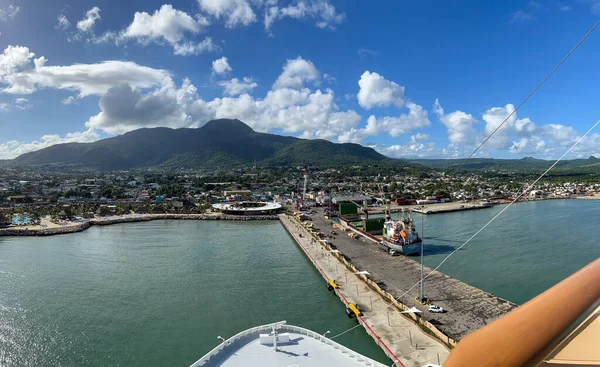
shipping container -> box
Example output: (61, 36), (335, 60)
(339, 203), (358, 216)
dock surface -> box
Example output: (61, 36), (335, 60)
(310, 208), (517, 341)
(280, 214), (450, 367)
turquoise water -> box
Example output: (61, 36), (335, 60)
(1, 199), (598, 366)
(397, 199), (600, 304)
(0, 220), (389, 366)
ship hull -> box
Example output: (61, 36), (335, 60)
(379, 240), (421, 256)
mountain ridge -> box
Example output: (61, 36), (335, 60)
(11, 119), (394, 169)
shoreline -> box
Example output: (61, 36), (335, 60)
(0, 213), (279, 237)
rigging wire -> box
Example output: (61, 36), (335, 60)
(329, 118), (600, 340)
(324, 17), (600, 345)
(451, 19), (600, 175)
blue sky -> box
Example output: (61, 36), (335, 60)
(1, 0), (600, 159)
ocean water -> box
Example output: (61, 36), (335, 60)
(0, 220), (389, 366)
(397, 199), (600, 304)
(0, 199), (598, 366)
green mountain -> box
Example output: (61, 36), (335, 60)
(11, 119), (393, 169)
(408, 156), (600, 173)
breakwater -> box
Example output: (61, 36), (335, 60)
(0, 214), (278, 237)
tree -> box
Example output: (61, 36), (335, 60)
(0, 211), (9, 226)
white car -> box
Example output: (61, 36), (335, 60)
(428, 305), (445, 313)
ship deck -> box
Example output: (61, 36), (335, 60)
(191, 322), (387, 367)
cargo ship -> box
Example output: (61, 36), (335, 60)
(379, 209), (422, 255)
(337, 203), (421, 256)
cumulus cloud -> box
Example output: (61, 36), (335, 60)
(219, 77), (257, 96)
(0, 45), (35, 78)
(82, 57), (364, 140)
(0, 129), (99, 159)
(339, 102), (430, 143)
(481, 104), (537, 149)
(0, 45), (171, 97)
(273, 56), (319, 89)
(264, 0), (345, 31)
(198, 0), (256, 27)
(357, 71), (405, 110)
(77, 7), (101, 33)
(116, 4), (214, 56)
(0, 4), (20, 21)
(433, 98), (477, 145)
(372, 138), (453, 159)
(212, 57), (232, 75)
(172, 38), (217, 56)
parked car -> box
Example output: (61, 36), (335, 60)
(428, 305), (445, 313)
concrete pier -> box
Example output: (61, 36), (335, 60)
(280, 214), (450, 367)
(310, 208), (517, 341)
(410, 201), (493, 214)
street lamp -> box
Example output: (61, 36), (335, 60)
(217, 336), (226, 344)
(419, 206), (426, 303)
(323, 330), (331, 338)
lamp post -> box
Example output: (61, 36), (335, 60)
(420, 206), (425, 302)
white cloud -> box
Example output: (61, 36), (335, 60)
(0, 45), (171, 96)
(264, 0), (345, 30)
(357, 71), (405, 110)
(14, 97), (31, 109)
(173, 38), (217, 56)
(61, 96), (76, 105)
(77, 7), (101, 33)
(509, 136), (547, 154)
(219, 77), (257, 96)
(433, 98), (478, 145)
(372, 140), (452, 159)
(0, 129), (99, 159)
(0, 4), (19, 21)
(481, 104), (538, 150)
(116, 5), (215, 56)
(273, 56), (319, 89)
(0, 45), (35, 78)
(198, 0), (256, 27)
(56, 13), (71, 30)
(339, 102), (430, 143)
(0, 97), (31, 112)
(83, 57), (362, 140)
(212, 56), (232, 75)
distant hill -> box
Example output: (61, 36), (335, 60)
(11, 119), (394, 170)
(408, 156), (600, 173)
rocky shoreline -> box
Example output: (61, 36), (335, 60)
(0, 214), (279, 237)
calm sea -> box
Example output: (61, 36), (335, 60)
(0, 199), (598, 366)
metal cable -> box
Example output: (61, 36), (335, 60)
(451, 19), (600, 175)
(330, 118), (600, 340)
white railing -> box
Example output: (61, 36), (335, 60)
(189, 321), (387, 367)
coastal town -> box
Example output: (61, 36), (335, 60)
(1, 164), (599, 231)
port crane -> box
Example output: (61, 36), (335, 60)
(295, 167), (311, 210)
